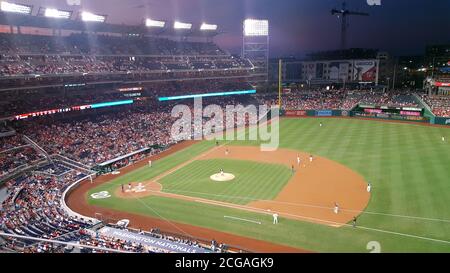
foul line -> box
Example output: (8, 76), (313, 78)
(224, 216), (261, 225)
(163, 188), (450, 224)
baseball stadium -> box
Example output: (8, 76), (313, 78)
(0, 0), (450, 255)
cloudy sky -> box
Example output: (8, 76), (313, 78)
(17, 0), (450, 57)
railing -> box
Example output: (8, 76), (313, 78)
(60, 175), (100, 224)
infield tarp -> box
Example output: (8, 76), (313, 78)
(97, 227), (212, 253)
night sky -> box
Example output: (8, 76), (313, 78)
(21, 0), (450, 57)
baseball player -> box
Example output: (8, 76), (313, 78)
(320, 122), (323, 127)
(121, 184), (124, 192)
(225, 148), (229, 156)
(220, 168), (224, 176)
(442, 136), (446, 142)
(367, 183), (372, 193)
(148, 160), (152, 167)
(291, 165), (295, 174)
(309, 155), (313, 163)
(334, 202), (339, 214)
(273, 213), (279, 224)
(297, 155), (301, 165)
(352, 216), (357, 228)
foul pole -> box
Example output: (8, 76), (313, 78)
(278, 59), (282, 108)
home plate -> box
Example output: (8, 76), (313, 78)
(210, 173), (235, 182)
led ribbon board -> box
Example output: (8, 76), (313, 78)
(158, 90), (256, 101)
(91, 100), (134, 109)
(13, 100), (134, 120)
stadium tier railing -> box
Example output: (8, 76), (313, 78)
(61, 175), (100, 224)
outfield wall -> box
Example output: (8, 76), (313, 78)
(282, 109), (450, 126)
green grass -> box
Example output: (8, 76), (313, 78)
(88, 118), (450, 253)
(160, 159), (292, 205)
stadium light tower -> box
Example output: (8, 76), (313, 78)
(0, 1), (32, 14)
(42, 8), (72, 19)
(174, 21), (192, 30)
(81, 11), (106, 22)
(242, 19), (269, 83)
(200, 23), (218, 31)
(145, 18), (165, 28)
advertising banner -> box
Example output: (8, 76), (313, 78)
(353, 60), (378, 82)
(306, 63), (316, 80)
(316, 110), (333, 117)
(97, 227), (211, 253)
(285, 110), (307, 117)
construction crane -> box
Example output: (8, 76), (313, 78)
(331, 1), (369, 50)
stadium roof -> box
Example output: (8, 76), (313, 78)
(0, 11), (220, 37)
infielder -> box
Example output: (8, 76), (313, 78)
(225, 148), (229, 155)
(220, 168), (224, 176)
(309, 155), (313, 163)
(297, 155), (301, 165)
(367, 183), (372, 193)
(334, 202), (339, 214)
(273, 213), (279, 224)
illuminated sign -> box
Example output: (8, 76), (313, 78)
(158, 89), (256, 101)
(118, 87), (143, 92)
(13, 100), (133, 120)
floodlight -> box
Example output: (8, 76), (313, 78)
(44, 8), (71, 19)
(200, 23), (218, 31)
(174, 21), (192, 30)
(1, 1), (32, 14)
(145, 18), (165, 28)
(244, 19), (269, 36)
(81, 11), (106, 22)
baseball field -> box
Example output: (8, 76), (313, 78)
(67, 118), (450, 253)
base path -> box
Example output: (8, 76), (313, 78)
(66, 141), (306, 253)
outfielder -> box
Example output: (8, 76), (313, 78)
(273, 213), (279, 224)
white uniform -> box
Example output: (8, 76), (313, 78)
(273, 213), (279, 224)
(442, 136), (445, 142)
(148, 160), (152, 167)
(367, 183), (371, 193)
(309, 156), (313, 162)
(297, 156), (301, 165)
(334, 204), (339, 214)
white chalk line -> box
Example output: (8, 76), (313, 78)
(224, 216), (262, 225)
(161, 188), (450, 224)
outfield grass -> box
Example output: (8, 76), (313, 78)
(88, 118), (450, 252)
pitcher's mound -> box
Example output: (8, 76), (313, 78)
(210, 173), (235, 182)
